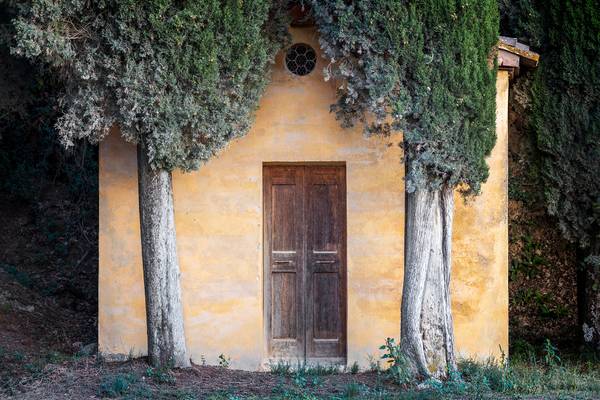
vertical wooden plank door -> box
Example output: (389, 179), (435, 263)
(264, 164), (346, 363)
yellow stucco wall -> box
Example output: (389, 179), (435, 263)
(99, 28), (509, 370)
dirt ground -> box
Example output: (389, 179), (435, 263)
(2, 357), (407, 399)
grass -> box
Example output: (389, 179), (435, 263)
(1, 341), (599, 399)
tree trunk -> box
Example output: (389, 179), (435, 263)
(401, 182), (456, 379)
(137, 143), (190, 368)
(581, 241), (600, 353)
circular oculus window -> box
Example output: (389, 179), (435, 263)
(285, 43), (316, 76)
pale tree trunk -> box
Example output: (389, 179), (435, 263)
(137, 143), (190, 368)
(401, 181), (456, 379)
(581, 242), (600, 353)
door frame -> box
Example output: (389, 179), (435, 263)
(262, 162), (347, 365)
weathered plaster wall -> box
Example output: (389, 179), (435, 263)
(98, 28), (509, 370)
(453, 71), (509, 359)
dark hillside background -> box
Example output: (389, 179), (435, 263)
(507, 71), (580, 349)
(0, 4), (98, 387)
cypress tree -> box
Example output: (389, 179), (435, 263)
(312, 0), (499, 377)
(501, 0), (600, 353)
(12, 0), (287, 367)
(530, 0), (600, 352)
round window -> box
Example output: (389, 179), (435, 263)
(285, 43), (316, 76)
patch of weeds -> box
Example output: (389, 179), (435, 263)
(342, 382), (363, 398)
(379, 338), (413, 385)
(513, 288), (568, 318)
(123, 382), (154, 399)
(367, 355), (381, 373)
(458, 358), (513, 394)
(349, 361), (359, 374)
(12, 351), (25, 362)
(508, 178), (529, 203)
(293, 371), (308, 389)
(23, 360), (46, 375)
(145, 365), (176, 385)
(218, 353), (231, 368)
(301, 364), (338, 376)
(510, 234), (546, 281)
(1, 263), (33, 288)
(269, 361), (292, 376)
(171, 388), (197, 400)
(98, 373), (138, 398)
(453, 341), (600, 397)
(45, 350), (69, 364)
(511, 338), (537, 363)
(542, 338), (561, 367)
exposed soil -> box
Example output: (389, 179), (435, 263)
(0, 186), (98, 393)
(4, 357), (405, 399)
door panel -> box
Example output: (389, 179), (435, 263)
(305, 167), (346, 360)
(264, 164), (346, 362)
(312, 273), (340, 339)
(264, 166), (304, 358)
(271, 272), (297, 339)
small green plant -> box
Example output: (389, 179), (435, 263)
(1, 264), (33, 288)
(542, 339), (561, 367)
(12, 351), (24, 362)
(98, 373), (137, 398)
(510, 235), (546, 281)
(513, 288), (568, 319)
(23, 362), (44, 374)
(458, 358), (513, 394)
(349, 361), (359, 374)
(367, 355), (381, 373)
(218, 354), (231, 369)
(343, 382), (362, 398)
(145, 365), (176, 384)
(379, 338), (413, 385)
(45, 351), (69, 364)
(269, 361), (292, 376)
(302, 364), (339, 376)
(172, 388), (197, 400)
(511, 339), (537, 363)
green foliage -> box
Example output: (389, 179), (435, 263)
(379, 338), (413, 386)
(371, 339), (600, 398)
(1, 2), (96, 205)
(13, 0), (288, 171)
(311, 0), (499, 194)
(504, 1), (600, 254)
(0, 1), (36, 121)
(99, 373), (138, 398)
(1, 263), (33, 288)
(509, 235), (545, 281)
(349, 361), (359, 375)
(145, 365), (176, 384)
(513, 288), (568, 319)
(498, 0), (542, 47)
(218, 353), (231, 368)
(342, 382), (362, 398)
(527, 1), (600, 255)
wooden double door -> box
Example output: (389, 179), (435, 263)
(263, 164), (347, 362)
